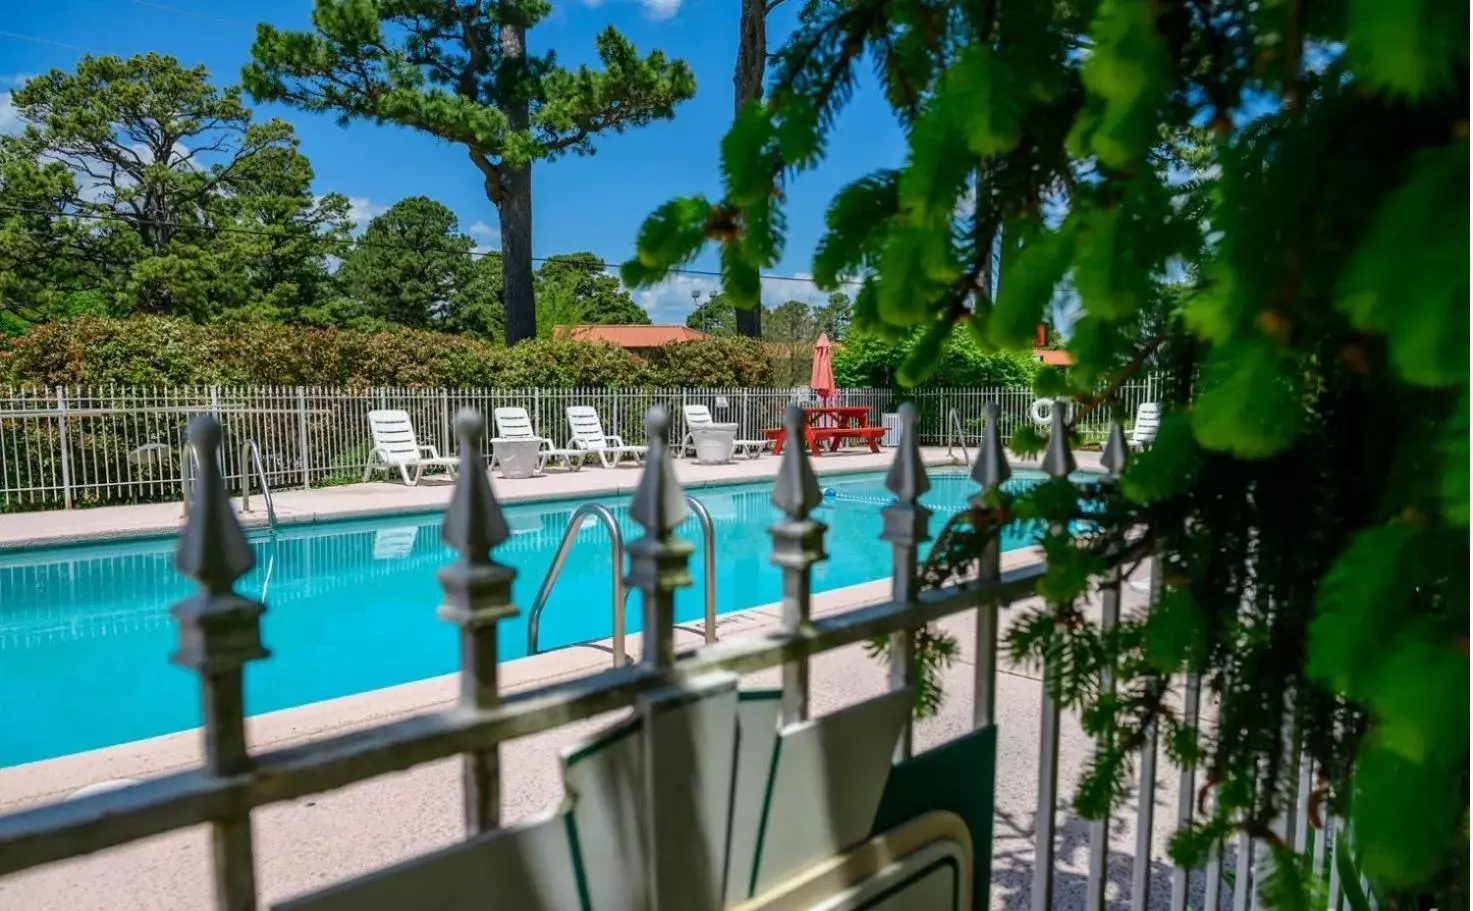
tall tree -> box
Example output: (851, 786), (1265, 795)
(813, 290), (851, 339)
(338, 196), (473, 329)
(730, 0), (787, 339)
(763, 297), (815, 384)
(245, 1), (695, 344)
(536, 252), (649, 325)
(210, 144), (353, 323)
(3, 55), (343, 320)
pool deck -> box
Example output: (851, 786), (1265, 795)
(0, 445), (1105, 551)
(0, 551), (1204, 910)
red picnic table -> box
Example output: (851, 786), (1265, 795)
(762, 406), (887, 456)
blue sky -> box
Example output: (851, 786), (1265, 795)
(0, 0), (908, 323)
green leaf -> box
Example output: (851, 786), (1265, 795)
(988, 220), (1073, 348)
(1350, 743), (1465, 889)
(1190, 337), (1302, 458)
(1144, 586), (1205, 673)
(1307, 522), (1418, 697)
(1010, 423), (1046, 458)
(896, 320), (950, 386)
(899, 97), (973, 228)
(1338, 142), (1470, 387)
(721, 243), (762, 309)
(812, 171), (899, 290)
(1032, 365), (1070, 398)
(1345, 0), (1469, 98)
(722, 101), (775, 207)
(1440, 393), (1469, 526)
(774, 96), (823, 170)
(1078, 0), (1170, 167)
(1119, 412), (1202, 504)
(633, 195), (711, 272)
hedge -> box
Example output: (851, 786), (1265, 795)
(0, 316), (777, 388)
(832, 326), (1040, 389)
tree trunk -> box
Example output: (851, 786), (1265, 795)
(732, 0), (766, 341)
(499, 13), (536, 345)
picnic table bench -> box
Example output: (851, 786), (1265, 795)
(763, 406), (886, 456)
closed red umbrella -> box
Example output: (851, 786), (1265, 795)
(810, 332), (835, 401)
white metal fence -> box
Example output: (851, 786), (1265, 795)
(0, 380), (1160, 510)
(0, 404), (1352, 911)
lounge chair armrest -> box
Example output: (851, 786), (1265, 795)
(419, 445), (443, 460)
(606, 435), (625, 447)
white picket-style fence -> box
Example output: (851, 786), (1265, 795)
(0, 380), (1161, 509)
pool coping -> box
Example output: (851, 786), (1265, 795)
(0, 449), (996, 552)
(0, 448), (1105, 552)
(0, 546), (1046, 811)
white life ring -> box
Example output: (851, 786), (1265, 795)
(1030, 397), (1066, 425)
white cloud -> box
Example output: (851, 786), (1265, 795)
(0, 74), (33, 135)
(346, 196), (388, 229)
(634, 273), (722, 324)
(0, 91), (19, 135)
(468, 220), (501, 253)
(642, 0), (682, 21)
(633, 271), (841, 325)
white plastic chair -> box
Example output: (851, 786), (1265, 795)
(565, 406), (647, 468)
(492, 407), (585, 472)
(680, 404), (766, 459)
(1130, 402), (1162, 450)
(362, 409), (460, 486)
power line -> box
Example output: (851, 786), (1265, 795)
(0, 29), (98, 54)
(124, 0), (252, 28)
(0, 202), (860, 287)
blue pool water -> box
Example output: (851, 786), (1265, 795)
(0, 470), (1049, 766)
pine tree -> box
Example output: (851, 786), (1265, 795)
(624, 0), (1470, 905)
(245, 0), (695, 344)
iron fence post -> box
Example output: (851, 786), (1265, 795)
(972, 401), (1010, 730)
(769, 404), (826, 724)
(169, 415), (267, 910)
(55, 386), (73, 509)
(436, 409), (517, 834)
(880, 402), (931, 761)
(1087, 422), (1131, 911)
(624, 406), (694, 911)
(296, 387), (310, 489)
(1033, 404), (1078, 911)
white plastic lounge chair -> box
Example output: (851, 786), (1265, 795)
(565, 406), (647, 468)
(1130, 402), (1162, 450)
(362, 409), (460, 486)
(492, 407), (585, 472)
(680, 404), (766, 459)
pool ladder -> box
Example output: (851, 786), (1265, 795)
(526, 495), (717, 668)
(181, 438), (278, 531)
(945, 407), (972, 467)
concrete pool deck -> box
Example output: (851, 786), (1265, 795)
(0, 549), (1212, 910)
(0, 445), (1105, 551)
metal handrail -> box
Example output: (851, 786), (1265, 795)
(947, 407), (972, 466)
(526, 494), (718, 667)
(178, 445), (203, 518)
(527, 503), (626, 664)
(240, 440), (278, 530)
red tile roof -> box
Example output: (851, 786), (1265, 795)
(1034, 348), (1074, 366)
(552, 324), (711, 347)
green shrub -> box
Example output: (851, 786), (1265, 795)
(644, 337), (776, 387)
(0, 316), (653, 388)
(833, 326), (1040, 389)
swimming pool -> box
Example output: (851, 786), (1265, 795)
(0, 470), (1048, 766)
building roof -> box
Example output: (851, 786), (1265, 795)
(552, 324), (711, 347)
(1034, 348), (1074, 366)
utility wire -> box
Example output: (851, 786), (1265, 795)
(0, 202), (861, 287)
